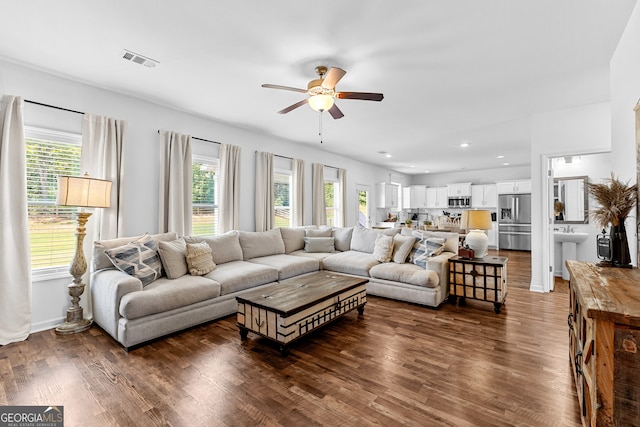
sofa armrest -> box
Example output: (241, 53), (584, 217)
(427, 251), (456, 296)
(91, 269), (142, 339)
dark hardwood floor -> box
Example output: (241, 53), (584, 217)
(0, 250), (581, 426)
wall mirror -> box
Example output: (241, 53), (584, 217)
(553, 175), (589, 224)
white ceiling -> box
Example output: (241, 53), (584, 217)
(0, 1), (636, 174)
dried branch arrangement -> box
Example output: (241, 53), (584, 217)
(587, 173), (638, 228)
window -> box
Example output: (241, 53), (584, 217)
(325, 180), (338, 227)
(274, 170), (292, 227)
(26, 127), (82, 276)
(192, 156), (219, 236)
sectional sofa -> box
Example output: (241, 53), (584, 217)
(90, 226), (458, 349)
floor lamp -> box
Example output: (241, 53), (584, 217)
(55, 173), (112, 334)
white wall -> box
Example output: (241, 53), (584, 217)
(530, 102), (612, 292)
(611, 1), (640, 267)
(0, 59), (409, 332)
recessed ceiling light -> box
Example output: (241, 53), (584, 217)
(377, 151), (392, 158)
(424, 170), (430, 173)
(410, 165), (415, 168)
(497, 155), (504, 159)
(503, 162), (510, 166)
(460, 143), (469, 148)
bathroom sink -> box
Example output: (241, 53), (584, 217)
(554, 232), (589, 243)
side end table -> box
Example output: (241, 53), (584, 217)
(448, 255), (508, 314)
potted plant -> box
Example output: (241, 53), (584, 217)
(405, 219), (413, 228)
(588, 173), (638, 268)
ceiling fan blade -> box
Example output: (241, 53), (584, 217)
(321, 67), (346, 90)
(277, 99), (308, 114)
(336, 92), (384, 101)
(328, 104), (344, 120)
(262, 84), (308, 94)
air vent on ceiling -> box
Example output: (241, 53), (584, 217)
(121, 49), (159, 68)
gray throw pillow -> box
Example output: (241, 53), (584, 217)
(157, 238), (188, 279)
(304, 237), (335, 253)
(392, 235), (418, 264)
(332, 227), (354, 252)
(306, 228), (333, 238)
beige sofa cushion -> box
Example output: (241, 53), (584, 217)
(249, 254), (319, 280)
(93, 231), (178, 271)
(350, 227), (379, 253)
(322, 251), (379, 277)
(204, 261), (278, 295)
(119, 275), (221, 320)
(186, 230), (243, 265)
(369, 263), (439, 288)
(239, 229), (285, 260)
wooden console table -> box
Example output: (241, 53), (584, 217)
(566, 260), (640, 426)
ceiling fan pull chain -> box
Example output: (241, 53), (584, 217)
(319, 112), (323, 144)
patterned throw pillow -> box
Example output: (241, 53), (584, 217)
(412, 237), (446, 268)
(105, 233), (163, 286)
(185, 242), (216, 276)
(373, 234), (394, 262)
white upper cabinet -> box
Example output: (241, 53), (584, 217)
(376, 183), (399, 208)
(447, 182), (472, 197)
(471, 184), (498, 208)
(496, 180), (531, 194)
(426, 187), (448, 208)
(410, 185), (427, 208)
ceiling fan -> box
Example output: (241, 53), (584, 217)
(261, 66), (384, 119)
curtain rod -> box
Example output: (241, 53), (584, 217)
(253, 150), (339, 169)
(157, 130), (221, 145)
(25, 99), (84, 115)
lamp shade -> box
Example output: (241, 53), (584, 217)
(57, 174), (112, 208)
(466, 209), (492, 230)
(308, 94), (334, 112)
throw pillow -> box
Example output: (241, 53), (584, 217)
(157, 238), (188, 279)
(185, 242), (216, 276)
(105, 233), (163, 286)
(332, 227), (354, 252)
(350, 226), (380, 253)
(184, 230), (243, 265)
(305, 228), (333, 238)
(373, 234), (394, 262)
(304, 237), (335, 253)
(392, 235), (418, 264)
(412, 237), (446, 268)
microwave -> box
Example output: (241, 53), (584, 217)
(448, 197), (470, 208)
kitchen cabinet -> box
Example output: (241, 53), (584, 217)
(402, 187), (411, 209)
(447, 182), (472, 197)
(410, 185), (427, 208)
(471, 184), (498, 208)
(426, 187), (448, 209)
(566, 261), (640, 426)
(496, 180), (531, 194)
(376, 183), (399, 209)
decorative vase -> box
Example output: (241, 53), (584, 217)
(610, 224), (632, 268)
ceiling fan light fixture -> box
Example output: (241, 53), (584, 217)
(308, 94), (334, 112)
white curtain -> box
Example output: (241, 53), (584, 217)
(292, 158), (305, 226)
(0, 95), (32, 345)
(158, 130), (192, 236)
(635, 101), (640, 266)
(255, 151), (274, 231)
(81, 113), (127, 239)
(312, 163), (326, 226)
(219, 143), (241, 232)
(338, 168), (348, 227)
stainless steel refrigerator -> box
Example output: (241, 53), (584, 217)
(498, 193), (531, 251)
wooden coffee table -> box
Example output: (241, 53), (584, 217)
(236, 272), (367, 355)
